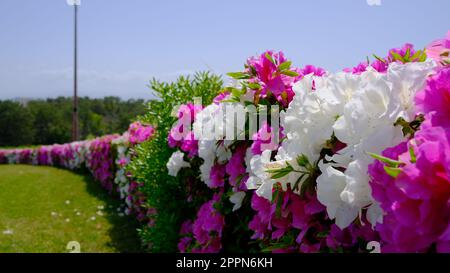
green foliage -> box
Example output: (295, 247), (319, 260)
(0, 101), (34, 146)
(128, 72), (223, 252)
(0, 97), (147, 146)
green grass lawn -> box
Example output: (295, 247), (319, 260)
(0, 164), (143, 253)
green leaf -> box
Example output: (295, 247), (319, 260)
(280, 70), (299, 77)
(278, 61), (292, 71)
(404, 47), (411, 61)
(367, 152), (403, 167)
(226, 72), (251, 80)
(293, 174), (305, 191)
(390, 50), (404, 62)
(409, 146), (417, 163)
(220, 98), (239, 103)
(247, 82), (261, 90)
(384, 166), (402, 178)
(275, 188), (283, 217)
(231, 87), (244, 98)
(266, 164), (293, 173)
(419, 50), (428, 62)
(316, 231), (329, 238)
(269, 167), (293, 179)
(296, 154), (310, 167)
(410, 49), (422, 61)
(265, 52), (276, 65)
(373, 54), (386, 63)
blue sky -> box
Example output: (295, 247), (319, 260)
(0, 0), (449, 99)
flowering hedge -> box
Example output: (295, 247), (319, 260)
(165, 31), (450, 253)
(0, 122), (155, 224)
(1, 32), (449, 253)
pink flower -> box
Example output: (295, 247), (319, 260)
(128, 122), (154, 145)
(371, 59), (388, 73)
(191, 193), (224, 253)
(178, 237), (192, 253)
(426, 30), (450, 66)
(248, 186), (327, 252)
(247, 50), (286, 83)
(250, 123), (282, 155)
(246, 50), (300, 107)
(180, 220), (193, 235)
(180, 132), (198, 158)
(344, 62), (368, 75)
(225, 146), (247, 190)
(167, 103), (202, 155)
(213, 92), (230, 104)
(388, 43), (416, 62)
(209, 163), (226, 188)
(415, 68), (450, 129)
(369, 125), (450, 252)
(0, 151), (6, 164)
(300, 65), (326, 77)
(249, 193), (272, 240)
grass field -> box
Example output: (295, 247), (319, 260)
(0, 164), (142, 253)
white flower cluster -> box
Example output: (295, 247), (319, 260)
(250, 61), (435, 229)
(112, 136), (132, 200)
(65, 141), (89, 170)
(167, 151), (190, 177)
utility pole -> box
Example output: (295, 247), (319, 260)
(67, 0), (80, 141)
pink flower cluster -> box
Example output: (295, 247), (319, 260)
(168, 103), (203, 158)
(249, 185), (379, 253)
(249, 186), (325, 252)
(128, 121), (155, 146)
(369, 67), (450, 252)
(126, 181), (156, 225)
(116, 122), (155, 220)
(0, 121), (156, 227)
(426, 31), (450, 66)
(245, 50), (324, 107)
(250, 123), (284, 156)
(177, 194), (225, 253)
(85, 135), (119, 192)
(344, 43), (426, 74)
(190, 193), (225, 253)
(225, 145), (248, 191)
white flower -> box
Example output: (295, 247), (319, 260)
(248, 73), (360, 202)
(316, 63), (433, 228)
(229, 191), (246, 211)
(317, 162), (359, 229)
(215, 144), (232, 163)
(317, 70), (399, 228)
(246, 149), (274, 201)
(166, 151), (190, 177)
(284, 73), (359, 159)
(366, 201), (383, 227)
(193, 104), (220, 141)
(385, 60), (435, 121)
(244, 62), (434, 229)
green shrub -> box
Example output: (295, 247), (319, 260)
(129, 72), (223, 252)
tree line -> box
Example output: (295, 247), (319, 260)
(0, 96), (147, 147)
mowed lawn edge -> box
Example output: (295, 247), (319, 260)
(0, 164), (142, 253)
